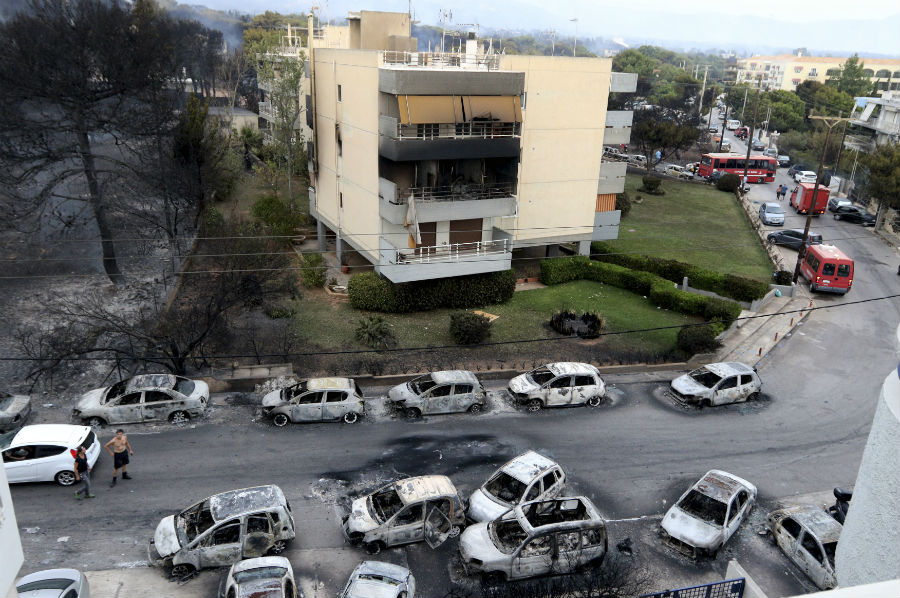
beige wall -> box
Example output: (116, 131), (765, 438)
(501, 55), (612, 244)
(739, 55), (900, 91)
(358, 11), (410, 51)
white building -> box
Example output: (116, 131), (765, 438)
(845, 91), (900, 151)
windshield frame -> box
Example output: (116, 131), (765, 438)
(488, 519), (527, 555)
(483, 471), (526, 506)
(687, 367), (722, 389)
(232, 566), (287, 585)
(676, 489), (727, 527)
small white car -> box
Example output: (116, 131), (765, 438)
(468, 451), (566, 523)
(221, 556), (297, 598)
(508, 363), (605, 412)
(262, 378), (365, 425)
(388, 370), (486, 418)
(670, 362), (761, 407)
(660, 470), (757, 559)
(338, 561), (415, 598)
(72, 374), (209, 427)
(2, 425), (100, 486)
(664, 164), (692, 179)
(16, 568), (91, 598)
(768, 506), (841, 590)
(0, 390), (31, 433)
(795, 170), (817, 184)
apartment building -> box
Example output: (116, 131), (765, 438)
(845, 91), (900, 150)
(736, 52), (900, 92)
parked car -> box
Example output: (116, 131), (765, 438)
(602, 146), (624, 160)
(508, 362), (606, 412)
(342, 475), (465, 555)
(16, 569), (90, 598)
(795, 170), (817, 184)
(262, 378), (365, 426)
(459, 496), (608, 582)
(707, 170), (724, 185)
(768, 506), (841, 590)
(733, 126), (748, 140)
(670, 363), (762, 407)
(468, 451), (566, 523)
(759, 202), (785, 226)
(628, 154), (648, 166)
(338, 561), (415, 598)
(720, 140), (731, 152)
(777, 155), (791, 167)
(0, 390), (31, 433)
(751, 139), (766, 151)
(767, 228), (823, 251)
(148, 484), (296, 577)
(72, 374), (209, 427)
(764, 147), (778, 158)
(787, 164), (809, 178)
(664, 164), (693, 179)
(708, 125), (718, 133)
(833, 205), (876, 226)
(660, 470), (757, 559)
(2, 424), (100, 486)
(221, 556), (296, 598)
(827, 197), (852, 213)
(726, 119), (741, 131)
(388, 371), (486, 418)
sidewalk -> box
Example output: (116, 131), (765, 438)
(716, 291), (814, 366)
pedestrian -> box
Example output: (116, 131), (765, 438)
(105, 429), (134, 487)
(776, 184), (783, 200)
(73, 446), (94, 499)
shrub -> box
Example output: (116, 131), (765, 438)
(640, 175), (664, 195)
(716, 173), (740, 192)
(449, 311), (492, 345)
(676, 324), (722, 354)
(549, 310), (604, 338)
(703, 297), (742, 326)
(615, 191), (632, 218)
(265, 302), (297, 319)
(348, 270), (516, 313)
(251, 194), (307, 237)
(774, 270), (793, 285)
(354, 315), (396, 349)
(299, 252), (326, 288)
(722, 273), (769, 303)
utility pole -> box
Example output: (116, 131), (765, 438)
(834, 111), (849, 175)
(763, 105), (772, 140)
(740, 87), (749, 120)
(741, 87), (762, 189)
(792, 115), (852, 283)
(718, 95), (729, 153)
(570, 18), (578, 57)
(697, 65), (709, 119)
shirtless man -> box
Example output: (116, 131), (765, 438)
(104, 429), (134, 487)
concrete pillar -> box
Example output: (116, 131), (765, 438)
(336, 235), (344, 265)
(545, 244), (560, 258)
(578, 240), (591, 256)
(316, 219), (326, 251)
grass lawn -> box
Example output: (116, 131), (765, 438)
(292, 280), (699, 355)
(608, 173), (773, 280)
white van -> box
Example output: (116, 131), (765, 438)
(726, 119), (741, 130)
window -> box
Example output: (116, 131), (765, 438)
(794, 66), (803, 73)
(4, 446), (36, 462)
(876, 69), (891, 78)
(822, 263), (836, 276)
(557, 531), (580, 552)
(582, 528), (605, 547)
(337, 84), (342, 101)
(729, 490), (749, 522)
(718, 377), (738, 390)
(549, 376), (572, 389)
(297, 391), (325, 405)
(826, 68), (841, 77)
(247, 514), (272, 534)
(430, 385), (453, 397)
(335, 125), (342, 156)
(144, 391), (171, 403)
(739, 374), (754, 386)
(453, 383), (473, 394)
(837, 264), (851, 277)
(521, 535), (552, 557)
(325, 392), (347, 403)
(211, 520), (241, 545)
(726, 158), (738, 169)
(34, 445), (67, 458)
(119, 393), (142, 406)
(862, 69), (874, 77)
(809, 68), (818, 77)
(765, 65), (770, 71)
(801, 533), (825, 564)
(394, 504), (423, 525)
(782, 517), (802, 538)
(339, 193), (343, 208)
(792, 78), (801, 85)
(574, 375), (595, 387)
(525, 482), (542, 501)
(540, 472), (558, 491)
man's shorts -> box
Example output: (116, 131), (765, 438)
(114, 451), (130, 468)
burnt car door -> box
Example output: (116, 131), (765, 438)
(197, 519), (242, 568)
(291, 391), (325, 421)
(552, 530), (582, 573)
(713, 376), (741, 405)
(450, 383), (475, 412)
(571, 374), (597, 405)
(321, 391), (349, 420)
(512, 534), (554, 578)
(724, 489), (750, 543)
(424, 384), (454, 414)
(796, 529), (830, 589)
(540, 470), (565, 500)
(110, 392), (144, 423)
(142, 390), (176, 422)
(424, 498), (454, 548)
(242, 513), (275, 557)
(545, 376), (573, 406)
(386, 503), (425, 546)
(736, 374), (756, 402)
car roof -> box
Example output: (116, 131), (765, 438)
(11, 425), (89, 447)
(306, 377), (355, 391)
(209, 485), (287, 521)
(501, 451), (558, 483)
(232, 556), (291, 574)
(775, 506), (843, 543)
(514, 496), (603, 533)
(430, 370), (479, 386)
(547, 362), (598, 376)
(808, 244), (851, 261)
(695, 470), (752, 502)
(394, 475), (457, 505)
(763, 202), (782, 209)
(125, 374), (176, 392)
(784, 228), (821, 237)
(704, 362), (754, 377)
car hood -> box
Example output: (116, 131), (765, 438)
(261, 389), (287, 408)
(387, 384), (415, 403)
(346, 496), (379, 534)
(76, 388), (107, 411)
(468, 488), (509, 523)
(190, 380), (210, 400)
(671, 376), (711, 398)
(153, 515), (182, 558)
(346, 579), (401, 598)
(459, 523), (504, 562)
(237, 578), (283, 598)
(661, 508), (722, 550)
(508, 374), (538, 395)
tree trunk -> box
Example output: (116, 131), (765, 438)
(77, 131), (124, 285)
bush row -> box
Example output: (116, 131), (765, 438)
(348, 269), (517, 313)
(539, 256), (742, 326)
(590, 241), (769, 303)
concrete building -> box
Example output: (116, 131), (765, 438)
(301, 12), (635, 283)
(735, 52), (900, 92)
(0, 464), (24, 597)
(845, 91), (900, 151)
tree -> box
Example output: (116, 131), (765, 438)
(629, 108), (701, 171)
(795, 81), (854, 118)
(860, 143), (900, 228)
(827, 54), (871, 98)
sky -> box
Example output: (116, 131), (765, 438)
(200, 0), (900, 56)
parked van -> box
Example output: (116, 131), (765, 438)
(790, 183), (829, 215)
(800, 245), (854, 294)
(726, 119), (742, 130)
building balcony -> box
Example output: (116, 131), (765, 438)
(378, 115), (521, 160)
(378, 178), (517, 224)
(258, 101), (274, 122)
(597, 162), (627, 195)
(604, 110), (633, 146)
(381, 50), (501, 71)
(377, 237), (512, 283)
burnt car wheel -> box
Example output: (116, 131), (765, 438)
(468, 403), (483, 414)
(405, 407), (421, 419)
(482, 571), (506, 584)
(343, 412), (359, 424)
(749, 391), (760, 401)
(268, 539), (287, 555)
(365, 541), (385, 555)
(587, 395), (603, 407)
(171, 564), (195, 578)
(448, 525), (461, 538)
(86, 416), (106, 429)
(273, 413), (290, 427)
(55, 470), (76, 486)
(527, 399), (543, 412)
(169, 411), (189, 425)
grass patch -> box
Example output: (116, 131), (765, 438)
(609, 174), (773, 280)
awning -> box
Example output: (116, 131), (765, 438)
(397, 95), (462, 124)
(462, 95), (522, 123)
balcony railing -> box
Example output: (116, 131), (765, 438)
(382, 50), (501, 71)
(396, 239), (509, 264)
(391, 121), (521, 140)
(392, 182), (516, 204)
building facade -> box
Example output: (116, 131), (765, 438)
(845, 91), (900, 151)
(736, 52), (900, 92)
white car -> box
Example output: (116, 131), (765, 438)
(795, 170), (817, 183)
(72, 374), (209, 427)
(508, 362), (605, 411)
(221, 556), (297, 598)
(16, 568), (90, 598)
(468, 451), (566, 523)
(670, 362), (762, 407)
(767, 506), (841, 590)
(0, 390), (31, 433)
(664, 165), (693, 179)
(660, 470), (757, 559)
(262, 377), (365, 425)
(2, 425), (100, 486)
(338, 561), (415, 598)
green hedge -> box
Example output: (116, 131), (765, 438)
(590, 241), (769, 302)
(348, 269), (516, 313)
(539, 257), (742, 326)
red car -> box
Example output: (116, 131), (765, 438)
(734, 126), (749, 140)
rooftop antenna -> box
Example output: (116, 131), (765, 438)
(548, 29), (557, 56)
(439, 8), (452, 53)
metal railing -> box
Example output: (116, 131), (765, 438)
(396, 239), (509, 264)
(393, 121), (521, 140)
(392, 182), (516, 204)
(382, 50), (501, 71)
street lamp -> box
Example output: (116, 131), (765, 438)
(570, 18), (578, 57)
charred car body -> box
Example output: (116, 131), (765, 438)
(262, 378), (364, 426)
(660, 470), (756, 559)
(221, 556), (297, 598)
(0, 391), (31, 433)
(73, 374), (209, 426)
(388, 370), (486, 418)
(342, 475), (464, 555)
(670, 363), (761, 407)
(468, 451), (566, 523)
(338, 561), (416, 598)
(149, 485), (295, 577)
(768, 506), (842, 590)
(508, 363), (606, 412)
(460, 496), (608, 582)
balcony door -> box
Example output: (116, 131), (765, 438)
(415, 222), (437, 254)
(449, 219), (483, 245)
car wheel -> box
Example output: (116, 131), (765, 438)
(365, 541), (385, 555)
(343, 411), (359, 424)
(55, 470), (77, 486)
(405, 407), (421, 420)
(700, 399), (712, 408)
(834, 214), (841, 220)
(273, 413), (290, 427)
(268, 539), (287, 555)
(169, 411), (189, 425)
(587, 395), (603, 407)
(86, 416), (106, 429)
(810, 283), (818, 292)
(467, 403), (483, 414)
(749, 392), (760, 401)
(527, 399), (543, 412)
(482, 571), (506, 585)
(448, 525), (462, 538)
(171, 564), (195, 579)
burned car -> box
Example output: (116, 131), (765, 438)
(767, 506), (841, 590)
(221, 556), (296, 598)
(73, 374), (209, 426)
(670, 362), (761, 407)
(149, 484), (295, 577)
(0, 391), (31, 433)
(388, 370), (486, 418)
(262, 378), (364, 425)
(468, 451), (566, 523)
(660, 470), (756, 559)
(460, 496), (608, 582)
(508, 363), (606, 412)
(338, 561), (416, 598)
(342, 475), (465, 555)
